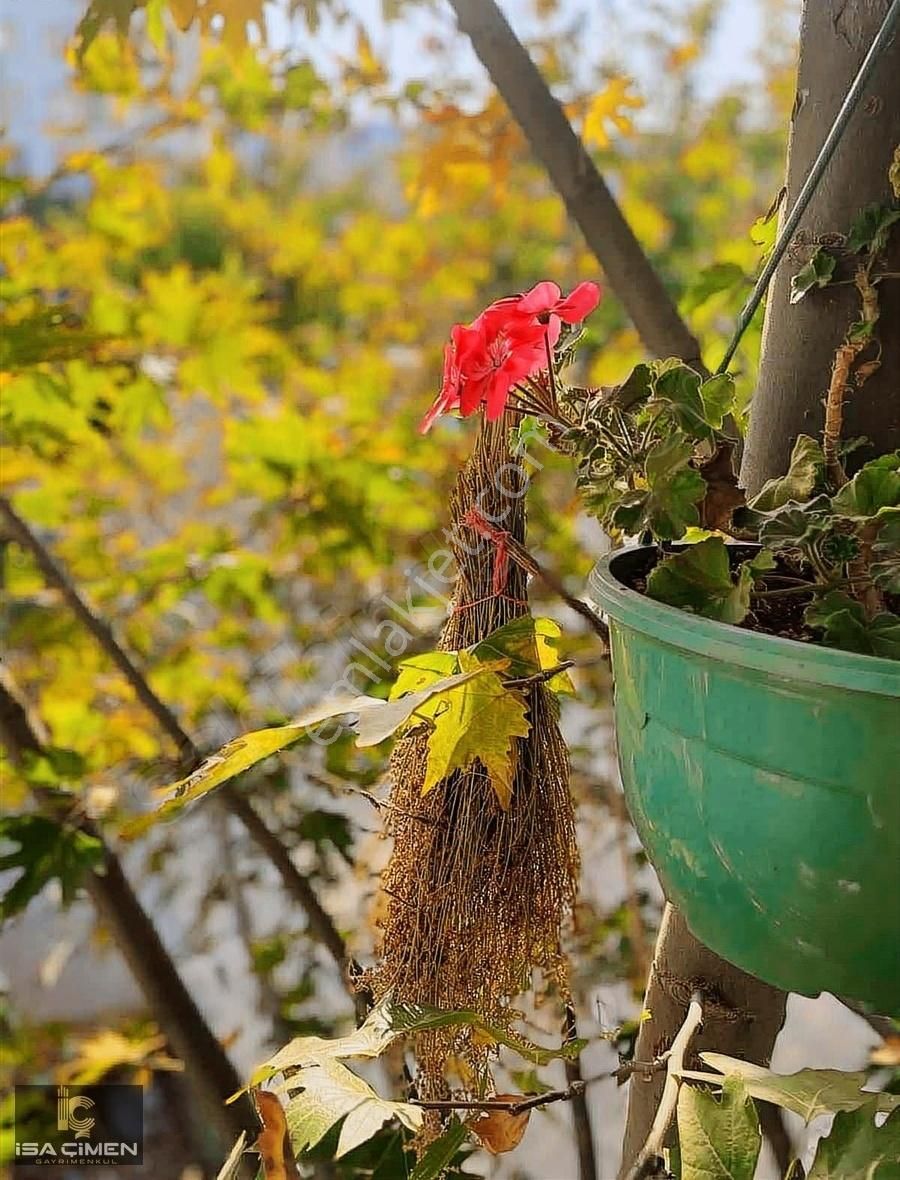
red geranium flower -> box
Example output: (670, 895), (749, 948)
(419, 280), (601, 433)
(515, 280), (600, 324)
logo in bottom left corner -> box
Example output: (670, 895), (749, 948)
(14, 1084), (143, 1166)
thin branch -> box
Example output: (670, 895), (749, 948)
(564, 1004), (599, 1180)
(409, 1056), (669, 1116)
(0, 497), (361, 1014)
(0, 668), (254, 1157)
(623, 991), (704, 1180)
(0, 498), (195, 764)
(411, 1081), (585, 1117)
(503, 660), (575, 688)
(447, 0), (706, 370)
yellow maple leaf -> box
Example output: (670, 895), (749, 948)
(421, 652), (530, 808)
(583, 77), (644, 150)
(56, 1029), (182, 1086)
(667, 41), (700, 70)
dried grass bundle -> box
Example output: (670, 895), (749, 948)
(368, 418), (580, 1102)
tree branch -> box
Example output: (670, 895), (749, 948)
(447, 0), (705, 369)
(0, 668), (254, 1157)
(411, 1082), (585, 1116)
(623, 990), (703, 1180)
(564, 1004), (599, 1180)
(617, 906), (787, 1178)
(0, 496), (361, 1014)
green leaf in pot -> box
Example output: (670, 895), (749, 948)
(830, 451), (900, 519)
(748, 434), (826, 512)
(646, 538), (774, 624)
(805, 591), (900, 659)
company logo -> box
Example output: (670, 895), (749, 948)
(57, 1087), (96, 1139)
(14, 1084), (143, 1166)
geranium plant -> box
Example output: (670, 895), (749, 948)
(421, 271), (900, 660)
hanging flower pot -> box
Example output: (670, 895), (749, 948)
(588, 543), (900, 1014)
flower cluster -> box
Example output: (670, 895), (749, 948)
(420, 281), (601, 433)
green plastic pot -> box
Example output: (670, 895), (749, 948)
(587, 545), (900, 1014)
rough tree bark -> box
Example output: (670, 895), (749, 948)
(618, 908), (787, 1175)
(623, 2), (900, 1173)
(741, 0), (900, 494)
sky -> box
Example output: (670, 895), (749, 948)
(0, 0), (794, 176)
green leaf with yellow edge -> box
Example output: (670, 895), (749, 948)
(677, 1078), (761, 1180)
(804, 592), (900, 660)
(872, 510), (900, 593)
(653, 364), (712, 438)
(122, 668), (492, 838)
(421, 651), (530, 808)
(846, 203), (900, 255)
(646, 538), (773, 625)
(471, 616), (574, 693)
(699, 373), (736, 430)
(830, 451), (900, 519)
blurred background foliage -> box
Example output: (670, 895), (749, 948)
(1, 0), (800, 1174)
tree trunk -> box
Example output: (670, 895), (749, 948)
(741, 0), (900, 495)
(618, 908), (787, 1175)
(0, 670), (255, 1158)
(622, 2), (900, 1172)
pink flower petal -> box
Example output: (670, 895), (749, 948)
(516, 281), (561, 315)
(485, 370), (515, 420)
(554, 281), (601, 323)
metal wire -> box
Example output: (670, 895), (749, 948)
(715, 0), (900, 375)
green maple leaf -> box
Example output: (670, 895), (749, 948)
(421, 652), (530, 808)
(0, 815), (104, 919)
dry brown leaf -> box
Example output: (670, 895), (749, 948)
(254, 1089), (301, 1180)
(698, 441), (745, 532)
(471, 1096), (531, 1154)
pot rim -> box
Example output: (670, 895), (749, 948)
(588, 544), (900, 697)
